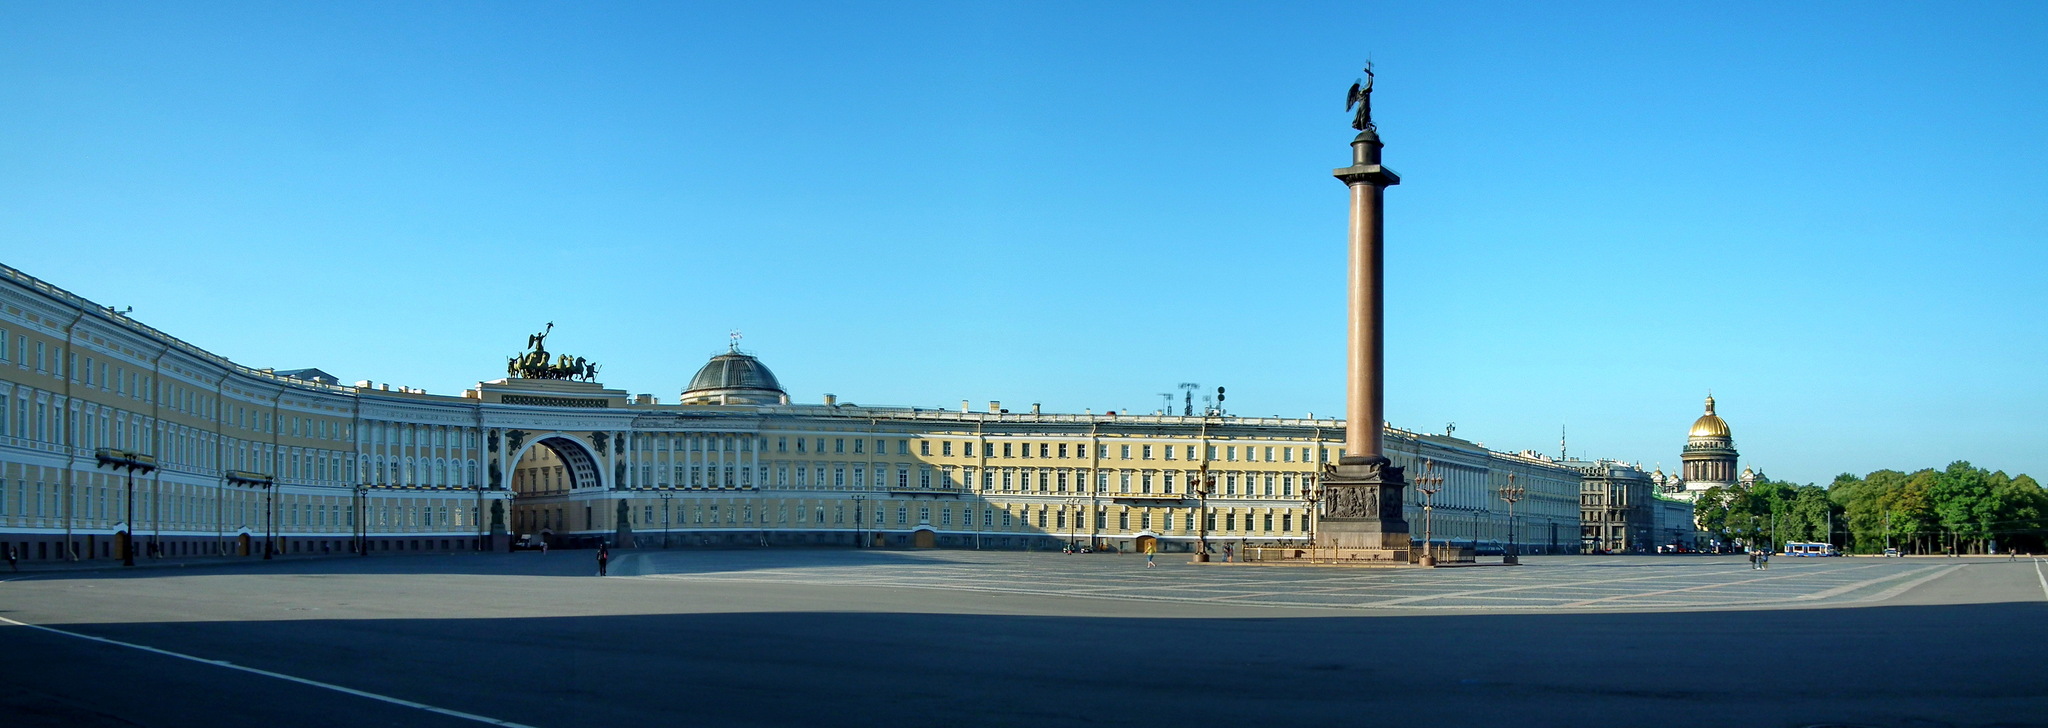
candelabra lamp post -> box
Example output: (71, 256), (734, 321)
(660, 489), (675, 549)
(1414, 459), (1443, 567)
(1497, 473), (1526, 565)
(355, 483), (369, 556)
(1063, 497), (1085, 553)
(225, 470), (275, 560)
(1302, 483), (1323, 563)
(95, 449), (159, 567)
(1193, 464), (1216, 561)
(851, 493), (867, 548)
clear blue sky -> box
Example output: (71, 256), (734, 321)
(4, 2), (2043, 486)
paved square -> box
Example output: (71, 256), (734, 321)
(4, 551), (2046, 728)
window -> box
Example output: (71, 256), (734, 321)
(1057, 443), (1068, 458)
(853, 439), (863, 454)
(1003, 442), (1013, 458)
(919, 440), (930, 456)
(1282, 514), (1293, 532)
(918, 505), (929, 524)
(1186, 446), (1197, 460)
(835, 438), (845, 453)
(1263, 513), (1273, 532)
(1038, 443), (1049, 458)
(983, 509), (993, 527)
(777, 437), (788, 453)
(1001, 511), (1013, 528)
(963, 441), (975, 457)
(1118, 511), (1129, 530)
(942, 441), (953, 456)
(1164, 445), (1175, 461)
(1020, 442), (1031, 459)
(1141, 445), (1153, 459)
(895, 440), (906, 455)
(1120, 445), (1130, 459)
(1282, 448), (1293, 463)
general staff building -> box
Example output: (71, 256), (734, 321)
(0, 263), (1588, 563)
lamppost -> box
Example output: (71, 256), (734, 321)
(851, 493), (867, 548)
(1193, 464), (1215, 561)
(1497, 473), (1525, 565)
(95, 449), (158, 567)
(225, 470), (275, 560)
(1414, 459), (1443, 567)
(1063, 497), (1085, 553)
(1302, 482), (1323, 563)
(354, 483), (368, 556)
(659, 489), (674, 549)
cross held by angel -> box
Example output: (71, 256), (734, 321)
(1347, 62), (1375, 131)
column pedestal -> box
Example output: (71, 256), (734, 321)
(1315, 455), (1411, 561)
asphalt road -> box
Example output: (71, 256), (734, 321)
(4, 551), (2044, 728)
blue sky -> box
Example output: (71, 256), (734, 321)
(3, 2), (2043, 486)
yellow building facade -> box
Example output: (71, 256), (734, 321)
(0, 263), (1582, 563)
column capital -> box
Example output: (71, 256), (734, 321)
(1333, 164), (1401, 186)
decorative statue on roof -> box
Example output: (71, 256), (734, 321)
(507, 323), (600, 381)
(1347, 61), (1376, 131)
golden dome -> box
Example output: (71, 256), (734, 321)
(1688, 395), (1731, 439)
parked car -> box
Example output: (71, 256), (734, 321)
(1884, 548), (1901, 557)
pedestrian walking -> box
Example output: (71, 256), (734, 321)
(1748, 550), (1757, 570)
(596, 545), (610, 576)
(5, 544), (17, 571)
(1760, 550), (1770, 570)
(1223, 544), (1233, 563)
(1144, 541), (1156, 568)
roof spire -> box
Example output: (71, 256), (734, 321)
(728, 329), (743, 353)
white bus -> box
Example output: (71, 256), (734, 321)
(1784, 542), (1838, 557)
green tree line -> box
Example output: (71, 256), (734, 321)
(1692, 462), (2046, 554)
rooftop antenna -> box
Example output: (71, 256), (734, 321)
(1178, 382), (1199, 416)
(728, 329), (743, 353)
(1157, 392), (1173, 415)
(1560, 425), (1568, 461)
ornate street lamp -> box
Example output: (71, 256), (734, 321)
(1193, 463), (1215, 562)
(95, 449), (158, 567)
(225, 470), (275, 560)
(1302, 482), (1323, 563)
(1497, 473), (1525, 565)
(355, 482), (369, 556)
(659, 489), (675, 549)
(850, 493), (868, 549)
(1414, 459), (1443, 567)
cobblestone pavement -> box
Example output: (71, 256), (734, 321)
(628, 550), (1972, 611)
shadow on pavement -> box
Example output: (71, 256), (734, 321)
(5, 597), (2045, 728)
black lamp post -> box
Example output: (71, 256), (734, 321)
(95, 449), (158, 567)
(851, 493), (867, 548)
(225, 470), (275, 560)
(660, 489), (674, 549)
(1497, 473), (1525, 565)
(1414, 459), (1443, 567)
(1193, 464), (1215, 562)
(1302, 482), (1323, 563)
(354, 483), (369, 556)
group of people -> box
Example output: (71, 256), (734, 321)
(1748, 549), (1771, 570)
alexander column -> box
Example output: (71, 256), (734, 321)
(1318, 63), (1413, 561)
